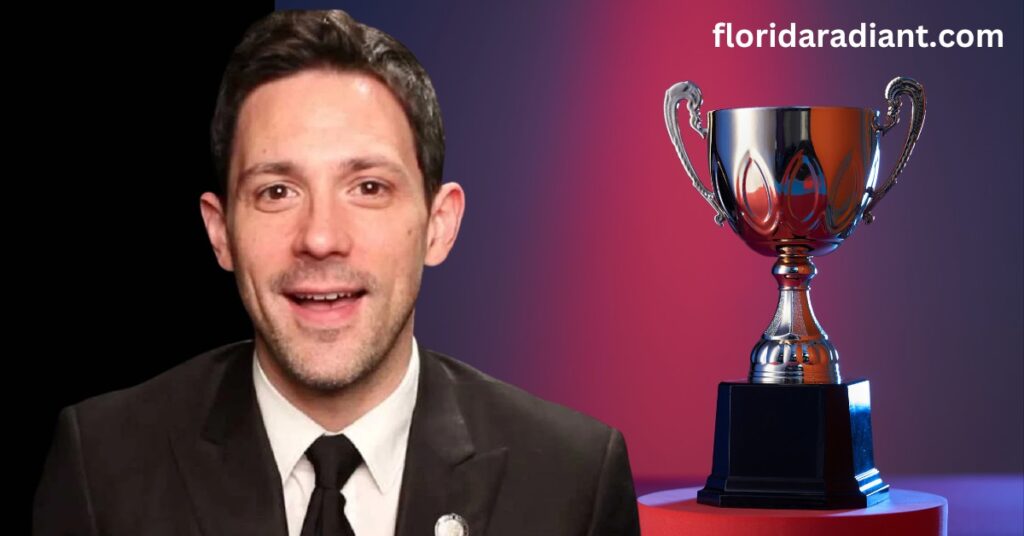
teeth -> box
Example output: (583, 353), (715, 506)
(295, 292), (354, 301)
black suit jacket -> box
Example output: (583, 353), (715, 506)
(34, 340), (640, 535)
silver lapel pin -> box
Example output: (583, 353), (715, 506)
(434, 513), (468, 536)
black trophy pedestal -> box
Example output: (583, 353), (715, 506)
(697, 379), (889, 509)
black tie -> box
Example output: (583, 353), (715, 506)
(300, 434), (362, 536)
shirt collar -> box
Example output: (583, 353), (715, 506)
(253, 339), (420, 494)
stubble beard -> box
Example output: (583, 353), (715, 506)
(243, 258), (421, 395)
(259, 291), (416, 395)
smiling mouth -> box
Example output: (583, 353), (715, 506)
(284, 289), (368, 325)
(287, 290), (368, 307)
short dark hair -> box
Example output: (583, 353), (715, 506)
(210, 9), (444, 208)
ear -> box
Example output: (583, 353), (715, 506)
(424, 182), (466, 266)
(199, 192), (235, 272)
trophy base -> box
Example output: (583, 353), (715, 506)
(697, 379), (889, 509)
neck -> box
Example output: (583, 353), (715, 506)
(255, 316), (415, 432)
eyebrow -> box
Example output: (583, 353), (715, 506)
(237, 161), (295, 187)
(236, 157), (410, 188)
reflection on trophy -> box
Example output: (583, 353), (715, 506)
(664, 77), (925, 508)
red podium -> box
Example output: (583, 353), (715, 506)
(639, 487), (948, 535)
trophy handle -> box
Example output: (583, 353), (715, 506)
(864, 76), (926, 223)
(664, 81), (729, 225)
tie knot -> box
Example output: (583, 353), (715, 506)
(305, 434), (362, 490)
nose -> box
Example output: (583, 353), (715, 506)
(294, 188), (353, 259)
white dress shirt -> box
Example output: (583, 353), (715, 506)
(253, 341), (420, 536)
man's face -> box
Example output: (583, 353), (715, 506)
(201, 69), (444, 392)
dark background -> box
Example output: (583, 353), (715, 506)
(25, 1), (276, 522)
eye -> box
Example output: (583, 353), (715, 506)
(258, 184), (297, 201)
(356, 180), (388, 196)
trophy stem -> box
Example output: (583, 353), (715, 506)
(750, 249), (840, 384)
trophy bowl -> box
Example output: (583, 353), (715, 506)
(711, 106), (879, 257)
(665, 78), (925, 384)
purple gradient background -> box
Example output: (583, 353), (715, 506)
(279, 0), (1023, 480)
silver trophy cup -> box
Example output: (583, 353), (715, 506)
(664, 78), (926, 509)
(665, 77), (925, 384)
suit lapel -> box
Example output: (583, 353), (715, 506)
(170, 341), (288, 536)
(395, 346), (508, 536)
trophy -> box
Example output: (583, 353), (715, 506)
(664, 77), (925, 508)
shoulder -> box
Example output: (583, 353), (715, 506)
(60, 339), (254, 438)
(423, 348), (622, 459)
(419, 348), (639, 533)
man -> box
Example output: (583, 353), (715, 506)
(34, 9), (640, 536)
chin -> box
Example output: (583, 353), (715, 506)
(275, 341), (387, 393)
